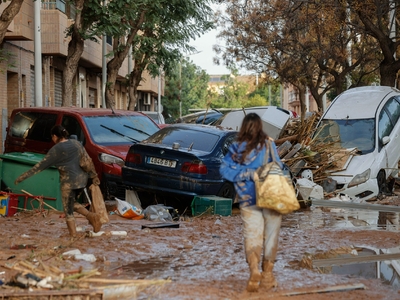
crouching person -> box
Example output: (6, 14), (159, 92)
(14, 125), (102, 237)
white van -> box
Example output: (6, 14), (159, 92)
(313, 86), (400, 200)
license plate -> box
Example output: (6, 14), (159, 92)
(148, 157), (177, 168)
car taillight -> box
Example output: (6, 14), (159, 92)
(126, 153), (142, 164)
(181, 162), (208, 174)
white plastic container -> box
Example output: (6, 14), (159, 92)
(87, 231), (127, 237)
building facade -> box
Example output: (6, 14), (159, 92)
(0, 0), (163, 151)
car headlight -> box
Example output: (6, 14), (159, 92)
(348, 169), (371, 188)
(99, 153), (125, 166)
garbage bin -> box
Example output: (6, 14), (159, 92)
(0, 152), (62, 211)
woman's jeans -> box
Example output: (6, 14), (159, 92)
(240, 205), (282, 262)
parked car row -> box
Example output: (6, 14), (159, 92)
(5, 87), (399, 210)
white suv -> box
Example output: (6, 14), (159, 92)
(313, 86), (400, 200)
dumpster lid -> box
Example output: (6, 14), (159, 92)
(0, 152), (47, 164)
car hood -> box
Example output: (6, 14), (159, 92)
(328, 151), (377, 181)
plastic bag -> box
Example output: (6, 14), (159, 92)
(88, 184), (109, 224)
(115, 198), (144, 220)
(143, 204), (173, 222)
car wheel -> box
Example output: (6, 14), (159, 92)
(377, 170), (386, 194)
(217, 182), (235, 199)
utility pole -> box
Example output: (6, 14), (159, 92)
(34, 0), (42, 107)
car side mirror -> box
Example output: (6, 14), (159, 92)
(382, 136), (390, 145)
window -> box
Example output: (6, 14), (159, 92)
(62, 116), (85, 144)
(223, 134), (236, 156)
(384, 97), (400, 125)
(11, 112), (57, 142)
(378, 110), (393, 146)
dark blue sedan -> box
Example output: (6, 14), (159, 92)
(122, 124), (237, 204)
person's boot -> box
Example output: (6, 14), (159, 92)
(259, 260), (277, 290)
(66, 219), (77, 237)
(74, 205), (102, 233)
(246, 252), (262, 292)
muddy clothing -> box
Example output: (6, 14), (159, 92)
(15, 139), (97, 218)
(241, 205), (282, 261)
(219, 139), (282, 208)
(220, 139), (283, 291)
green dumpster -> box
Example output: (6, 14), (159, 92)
(0, 152), (63, 212)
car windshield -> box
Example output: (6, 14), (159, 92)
(144, 127), (220, 152)
(314, 119), (375, 154)
(83, 115), (159, 145)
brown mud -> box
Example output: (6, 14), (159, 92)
(1, 201), (400, 299)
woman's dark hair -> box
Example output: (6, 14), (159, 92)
(236, 113), (268, 162)
(51, 125), (69, 139)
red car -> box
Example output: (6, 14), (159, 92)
(4, 107), (161, 199)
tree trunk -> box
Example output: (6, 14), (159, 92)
(127, 65), (144, 110)
(128, 72), (139, 110)
(63, 34), (84, 106)
(380, 63), (398, 87)
(297, 85), (307, 121)
(62, 0), (85, 107)
(106, 40), (133, 109)
(0, 0), (24, 45)
(105, 13), (146, 109)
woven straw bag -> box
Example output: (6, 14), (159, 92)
(254, 140), (300, 214)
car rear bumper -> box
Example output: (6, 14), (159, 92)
(102, 173), (126, 199)
(122, 167), (224, 196)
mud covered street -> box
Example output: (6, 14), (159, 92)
(1, 197), (400, 300)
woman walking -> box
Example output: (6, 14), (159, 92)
(14, 125), (102, 237)
(219, 113), (284, 292)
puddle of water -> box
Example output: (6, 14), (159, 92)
(314, 247), (400, 289)
(285, 208), (400, 231)
(113, 257), (173, 279)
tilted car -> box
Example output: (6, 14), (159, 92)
(4, 107), (161, 199)
(176, 109), (223, 125)
(122, 124), (237, 207)
(313, 86), (400, 200)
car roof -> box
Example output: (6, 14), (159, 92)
(163, 123), (237, 135)
(324, 86), (400, 119)
(12, 107), (145, 117)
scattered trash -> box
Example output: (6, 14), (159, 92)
(62, 249), (81, 256)
(114, 198), (144, 220)
(143, 204), (174, 222)
(74, 253), (96, 262)
(296, 178), (324, 200)
(214, 219), (223, 225)
(87, 231), (128, 237)
(141, 222), (179, 229)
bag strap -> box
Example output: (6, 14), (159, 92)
(268, 139), (278, 163)
(263, 139), (274, 165)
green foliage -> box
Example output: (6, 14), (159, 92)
(163, 57), (210, 120)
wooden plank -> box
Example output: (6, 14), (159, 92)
(283, 283), (365, 296)
(313, 252), (400, 267)
(283, 143), (302, 160)
(245, 283), (366, 299)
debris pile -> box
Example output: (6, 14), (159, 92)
(276, 114), (371, 200)
(1, 254), (170, 299)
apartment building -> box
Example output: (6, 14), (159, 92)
(0, 0), (163, 151)
(282, 84), (319, 116)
